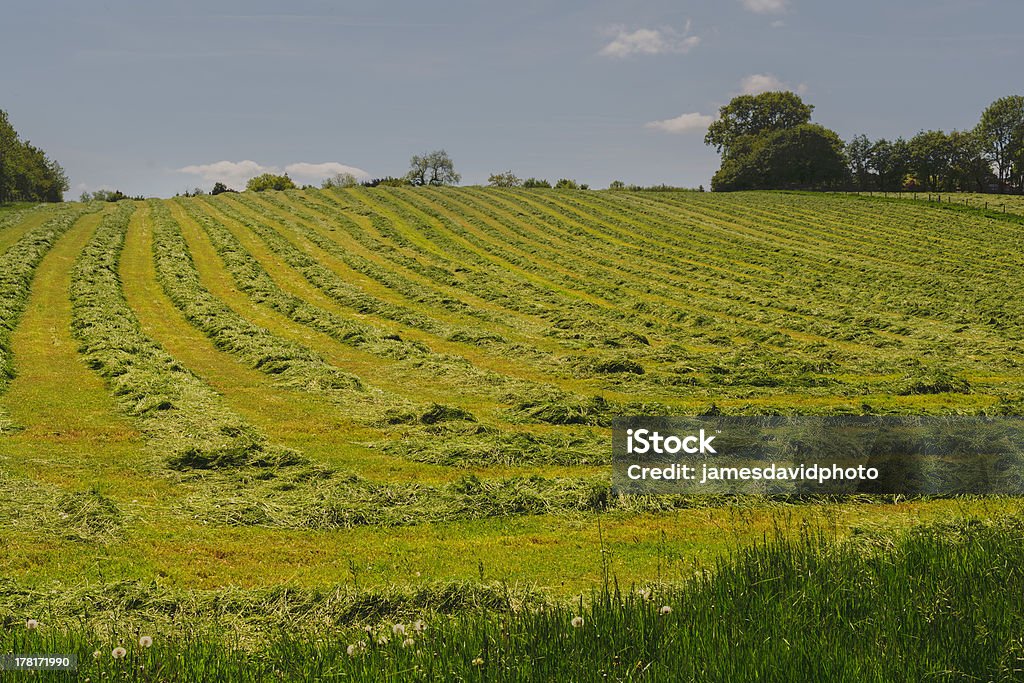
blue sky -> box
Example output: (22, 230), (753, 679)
(1, 0), (1020, 197)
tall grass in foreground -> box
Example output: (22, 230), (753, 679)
(4, 516), (1024, 681)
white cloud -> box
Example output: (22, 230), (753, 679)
(599, 22), (701, 58)
(645, 112), (716, 134)
(177, 159), (369, 190)
(770, 19), (786, 28)
(739, 73), (808, 95)
(284, 162), (370, 184)
(178, 160), (271, 189)
(740, 0), (788, 14)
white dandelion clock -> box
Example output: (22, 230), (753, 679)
(402, 637), (416, 648)
(571, 616), (584, 628)
(659, 605), (672, 615)
(25, 619), (39, 631)
(392, 623), (406, 636)
(111, 647), (127, 660)
(139, 636), (153, 648)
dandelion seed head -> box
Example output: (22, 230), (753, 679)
(111, 647), (127, 660)
(92, 650), (102, 660)
(571, 616), (584, 628)
(377, 635), (390, 646)
(392, 623), (406, 636)
(138, 635), (153, 648)
(659, 605), (672, 615)
(402, 637), (415, 648)
(412, 619), (426, 633)
(25, 619), (38, 630)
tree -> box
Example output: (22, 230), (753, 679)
(522, 178), (551, 188)
(863, 137), (912, 191)
(487, 171), (521, 188)
(946, 130), (992, 192)
(245, 173), (296, 192)
(211, 182), (231, 195)
(553, 178), (579, 189)
(608, 180), (626, 190)
(909, 130), (953, 192)
(406, 150), (460, 186)
(711, 124), (849, 191)
(321, 172), (358, 189)
(704, 92), (813, 157)
(976, 96), (1024, 191)
(846, 134), (872, 190)
(0, 109), (68, 204)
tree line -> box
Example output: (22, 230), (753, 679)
(0, 109), (69, 204)
(705, 94), (1024, 193)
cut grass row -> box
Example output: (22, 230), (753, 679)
(147, 200), (364, 397)
(182, 196), (527, 399)
(0, 205), (87, 433)
(172, 197), (617, 465)
(193, 189), (1017, 414)
(68, 202), (297, 470)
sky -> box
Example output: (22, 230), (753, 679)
(1, 0), (1021, 198)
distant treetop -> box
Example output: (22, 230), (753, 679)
(0, 108), (69, 203)
(245, 173), (297, 192)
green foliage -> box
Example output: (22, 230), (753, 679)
(211, 181), (231, 195)
(0, 109), (69, 203)
(704, 91), (813, 156)
(406, 150), (460, 186)
(357, 176), (409, 187)
(82, 189), (144, 202)
(522, 177), (551, 188)
(487, 170), (522, 187)
(321, 172), (359, 189)
(553, 178), (579, 190)
(705, 93), (846, 192)
(712, 123), (850, 191)
(846, 134), (872, 190)
(976, 95), (1024, 189)
(245, 173), (296, 192)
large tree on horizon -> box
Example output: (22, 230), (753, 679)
(0, 109), (68, 204)
(704, 92), (813, 158)
(976, 95), (1024, 191)
(705, 92), (847, 191)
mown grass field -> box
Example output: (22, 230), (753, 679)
(2, 189), (1023, 680)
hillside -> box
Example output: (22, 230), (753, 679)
(4, 188), (1024, 677)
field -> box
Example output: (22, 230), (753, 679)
(851, 189), (1024, 215)
(2, 188), (1024, 680)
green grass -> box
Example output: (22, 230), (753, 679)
(6, 516), (1024, 681)
(2, 188), (1024, 678)
(848, 189), (1024, 216)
